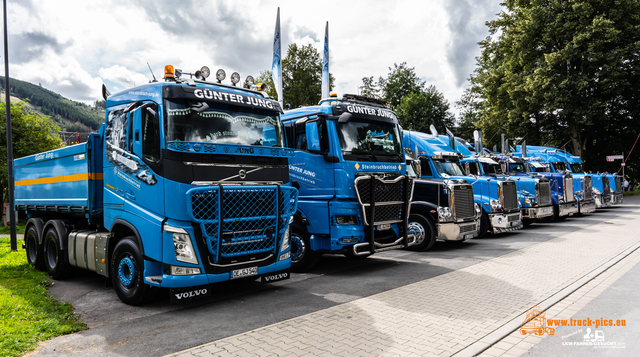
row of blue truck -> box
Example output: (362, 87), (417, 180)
(13, 65), (623, 305)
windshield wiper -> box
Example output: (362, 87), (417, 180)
(356, 149), (379, 162)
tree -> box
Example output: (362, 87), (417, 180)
(461, 0), (640, 173)
(359, 76), (380, 99)
(0, 101), (63, 202)
(379, 62), (425, 109)
(396, 86), (455, 134)
(281, 43), (334, 108)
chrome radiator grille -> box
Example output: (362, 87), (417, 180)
(615, 176), (622, 193)
(453, 184), (475, 220)
(538, 180), (552, 206)
(584, 176), (593, 199)
(564, 177), (575, 202)
(355, 175), (412, 226)
(501, 181), (518, 210)
(603, 176), (610, 194)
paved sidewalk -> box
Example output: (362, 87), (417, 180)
(166, 205), (640, 357)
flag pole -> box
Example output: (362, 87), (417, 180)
(3, 0), (17, 251)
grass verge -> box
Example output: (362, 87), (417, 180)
(0, 237), (86, 357)
(0, 222), (26, 235)
(623, 186), (640, 196)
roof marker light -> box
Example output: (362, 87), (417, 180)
(164, 65), (175, 79)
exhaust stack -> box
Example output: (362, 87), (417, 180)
(473, 130), (483, 154)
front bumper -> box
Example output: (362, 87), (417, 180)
(437, 219), (481, 241)
(558, 201), (579, 217)
(489, 211), (523, 234)
(612, 193), (624, 205)
(578, 198), (596, 214)
(522, 205), (554, 219)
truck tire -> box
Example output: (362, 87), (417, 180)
(111, 237), (151, 305)
(478, 211), (490, 238)
(406, 213), (436, 251)
(25, 225), (45, 271)
(289, 222), (320, 273)
(43, 227), (73, 279)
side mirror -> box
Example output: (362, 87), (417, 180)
(338, 112), (352, 123)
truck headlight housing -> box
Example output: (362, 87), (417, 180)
(490, 199), (502, 211)
(335, 215), (358, 225)
(475, 202), (482, 216)
(593, 188), (602, 195)
(438, 207), (453, 222)
(281, 226), (290, 252)
(164, 225), (199, 265)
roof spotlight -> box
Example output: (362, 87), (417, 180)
(231, 72), (240, 86)
(200, 66), (210, 79)
(244, 75), (254, 89)
(216, 69), (226, 83)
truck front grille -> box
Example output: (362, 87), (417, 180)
(187, 185), (298, 264)
(564, 177), (575, 202)
(501, 181), (518, 210)
(584, 176), (593, 199)
(453, 184), (475, 220)
(603, 176), (610, 194)
(538, 180), (551, 206)
(615, 176), (622, 193)
(355, 175), (413, 226)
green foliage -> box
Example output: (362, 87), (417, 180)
(282, 43), (334, 108)
(360, 76), (381, 99)
(0, 238), (86, 357)
(379, 62), (426, 109)
(460, 0), (640, 181)
(0, 77), (103, 130)
(396, 86), (455, 134)
(0, 101), (63, 201)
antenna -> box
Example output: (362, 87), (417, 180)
(147, 62), (157, 82)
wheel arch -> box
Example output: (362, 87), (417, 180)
(109, 219), (144, 258)
(409, 201), (438, 225)
(26, 217), (45, 245)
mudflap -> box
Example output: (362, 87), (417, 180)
(170, 285), (212, 303)
(261, 269), (290, 284)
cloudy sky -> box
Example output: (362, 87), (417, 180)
(3, 0), (502, 117)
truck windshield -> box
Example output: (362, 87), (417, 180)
(482, 163), (505, 176)
(569, 163), (584, 173)
(509, 162), (527, 173)
(433, 158), (465, 176)
(553, 162), (569, 172)
(337, 119), (402, 160)
(164, 99), (284, 147)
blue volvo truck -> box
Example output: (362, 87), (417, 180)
(403, 132), (481, 250)
(15, 65), (298, 305)
(281, 94), (415, 271)
(407, 131), (521, 237)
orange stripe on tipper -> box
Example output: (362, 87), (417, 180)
(15, 173), (104, 186)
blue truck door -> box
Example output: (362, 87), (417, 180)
(103, 107), (129, 220)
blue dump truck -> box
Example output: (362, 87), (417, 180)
(15, 65), (298, 305)
(403, 132), (481, 250)
(511, 146), (579, 219)
(516, 145), (604, 211)
(406, 131), (520, 237)
(280, 94), (415, 271)
(449, 135), (554, 226)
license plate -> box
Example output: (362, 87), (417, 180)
(231, 266), (258, 279)
(464, 233), (474, 240)
(540, 207), (552, 216)
(377, 223), (391, 231)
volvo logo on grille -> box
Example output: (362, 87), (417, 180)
(239, 169), (247, 179)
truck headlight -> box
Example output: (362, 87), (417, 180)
(475, 202), (481, 215)
(438, 207), (453, 222)
(281, 226), (290, 252)
(490, 199), (502, 211)
(164, 225), (199, 265)
(335, 215), (358, 225)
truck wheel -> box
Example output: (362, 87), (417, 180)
(43, 227), (73, 279)
(25, 225), (45, 271)
(478, 211), (490, 238)
(289, 222), (320, 273)
(406, 214), (436, 251)
(111, 238), (151, 305)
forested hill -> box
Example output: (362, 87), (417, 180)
(0, 76), (104, 132)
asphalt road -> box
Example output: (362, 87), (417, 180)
(25, 195), (640, 357)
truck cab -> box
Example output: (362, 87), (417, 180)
(407, 131), (521, 237)
(281, 94), (414, 271)
(15, 66), (298, 305)
(403, 132), (481, 251)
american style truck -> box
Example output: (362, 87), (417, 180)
(15, 65), (298, 305)
(407, 131), (521, 237)
(517, 145), (605, 211)
(403, 131), (481, 250)
(280, 94), (415, 271)
(451, 135), (554, 226)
